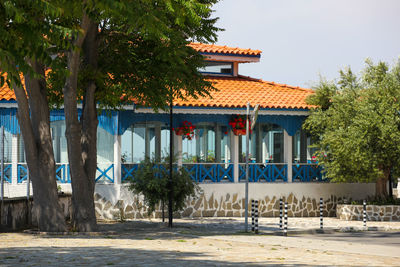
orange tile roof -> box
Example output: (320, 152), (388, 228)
(0, 73), (17, 101)
(189, 42), (262, 56)
(0, 75), (313, 109)
(174, 75), (314, 109)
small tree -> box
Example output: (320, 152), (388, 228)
(128, 155), (201, 221)
(304, 59), (400, 199)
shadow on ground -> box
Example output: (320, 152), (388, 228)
(0, 246), (386, 267)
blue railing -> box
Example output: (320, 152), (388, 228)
(17, 164), (28, 183)
(183, 163), (234, 183)
(121, 163), (234, 183)
(239, 163), (288, 182)
(0, 163), (12, 183)
(121, 163), (139, 182)
(17, 163), (114, 184)
(56, 164), (71, 183)
(292, 164), (324, 182)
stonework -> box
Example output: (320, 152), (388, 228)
(336, 204), (400, 221)
(0, 194), (72, 230)
(94, 192), (343, 220)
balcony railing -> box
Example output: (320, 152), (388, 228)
(239, 163), (288, 182)
(17, 163), (114, 184)
(13, 162), (323, 184)
(292, 163), (324, 182)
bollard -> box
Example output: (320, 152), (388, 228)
(255, 200), (259, 234)
(363, 200), (367, 228)
(284, 202), (288, 236)
(320, 198), (323, 230)
(251, 199), (255, 232)
(279, 198), (283, 230)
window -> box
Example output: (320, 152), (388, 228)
(198, 61), (233, 75)
(182, 124), (216, 163)
(121, 123), (161, 163)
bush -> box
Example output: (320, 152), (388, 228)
(128, 155), (201, 216)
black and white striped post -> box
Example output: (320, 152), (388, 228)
(283, 202), (288, 236)
(251, 199), (255, 232)
(363, 200), (367, 228)
(279, 198), (283, 230)
(320, 198), (323, 230)
(254, 200), (259, 234)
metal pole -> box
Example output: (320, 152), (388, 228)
(244, 102), (250, 232)
(320, 198), (323, 230)
(168, 99), (173, 228)
(251, 199), (255, 232)
(255, 200), (259, 234)
(279, 198), (283, 230)
(363, 200), (367, 228)
(284, 202), (288, 236)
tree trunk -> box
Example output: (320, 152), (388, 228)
(74, 18), (99, 231)
(63, 14), (98, 232)
(14, 61), (66, 232)
(375, 167), (390, 199)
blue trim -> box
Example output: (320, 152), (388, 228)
(0, 100), (17, 103)
(199, 52), (261, 58)
(0, 108), (118, 135)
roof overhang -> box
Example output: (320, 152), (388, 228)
(200, 52), (260, 63)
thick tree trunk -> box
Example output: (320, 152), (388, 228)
(63, 14), (98, 232)
(375, 167), (390, 199)
(74, 19), (99, 231)
(14, 61), (66, 232)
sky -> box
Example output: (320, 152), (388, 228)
(212, 0), (400, 88)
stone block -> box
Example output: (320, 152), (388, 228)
(226, 193), (230, 202)
(288, 193), (294, 204)
(193, 210), (202, 217)
(232, 203), (241, 210)
(226, 211), (233, 217)
(232, 193), (238, 203)
(227, 203), (232, 210)
(95, 203), (103, 210)
(233, 211), (241, 217)
(94, 193), (102, 202)
(203, 210), (216, 217)
(125, 212), (134, 219)
(217, 210), (225, 217)
(194, 197), (202, 210)
(208, 195), (214, 209)
(261, 210), (273, 217)
(182, 207), (193, 217)
(104, 201), (112, 211)
(125, 205), (133, 213)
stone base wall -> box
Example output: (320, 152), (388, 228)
(0, 194), (72, 230)
(94, 183), (376, 220)
(336, 204), (400, 221)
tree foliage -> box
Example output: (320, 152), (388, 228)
(0, 0), (221, 231)
(304, 59), (400, 197)
(128, 155), (201, 216)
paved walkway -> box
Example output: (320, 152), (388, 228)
(0, 218), (399, 266)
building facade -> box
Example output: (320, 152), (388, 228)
(0, 43), (375, 218)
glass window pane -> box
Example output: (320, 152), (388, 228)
(97, 127), (114, 163)
(199, 62), (232, 74)
(51, 120), (68, 163)
(161, 126), (170, 158)
(220, 126), (230, 163)
(260, 124), (284, 163)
